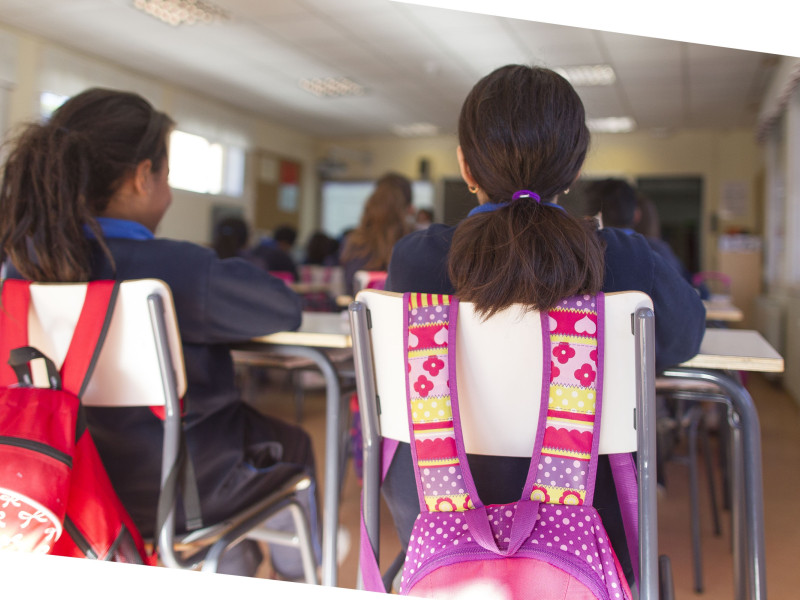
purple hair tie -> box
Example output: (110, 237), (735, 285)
(512, 190), (541, 202)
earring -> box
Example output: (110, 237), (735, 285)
(564, 188), (570, 195)
(468, 185), (478, 194)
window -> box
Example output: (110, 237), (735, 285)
(39, 91), (69, 120)
(38, 90), (246, 198)
(168, 130), (244, 196)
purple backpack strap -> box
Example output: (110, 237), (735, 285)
(359, 509), (386, 593)
(610, 452), (640, 587)
(359, 438), (399, 592)
(522, 293), (605, 506)
(404, 293), (482, 513)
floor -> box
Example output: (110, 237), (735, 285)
(247, 370), (800, 598)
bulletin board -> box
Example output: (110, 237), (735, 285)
(255, 152), (301, 232)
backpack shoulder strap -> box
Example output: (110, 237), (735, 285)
(59, 281), (120, 396)
(358, 437), (399, 593)
(610, 451), (640, 586)
(403, 292), (482, 513)
(0, 279), (33, 386)
(521, 293), (606, 507)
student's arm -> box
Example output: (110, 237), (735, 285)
(646, 250), (707, 372)
(600, 229), (705, 372)
(203, 256), (303, 343)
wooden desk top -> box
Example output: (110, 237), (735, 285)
(252, 311), (352, 348)
(251, 317), (783, 374)
(679, 328), (784, 373)
(703, 299), (744, 322)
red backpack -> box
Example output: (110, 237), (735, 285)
(0, 279), (153, 563)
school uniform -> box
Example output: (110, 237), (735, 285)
(382, 219), (707, 584)
(248, 240), (299, 280)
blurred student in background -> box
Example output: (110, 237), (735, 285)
(415, 207), (434, 230)
(304, 231), (340, 266)
(250, 224), (299, 281)
(339, 172), (413, 295)
(584, 178), (701, 293)
(212, 215), (250, 259)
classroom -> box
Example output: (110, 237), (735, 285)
(0, 1), (798, 599)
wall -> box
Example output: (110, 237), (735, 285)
(0, 20), (768, 269)
(0, 22), (318, 246)
(758, 58), (800, 404)
(317, 127), (764, 271)
(585, 129), (763, 269)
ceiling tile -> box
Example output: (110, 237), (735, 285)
(599, 31), (683, 65)
(0, 0), (780, 137)
(217, 0), (310, 19)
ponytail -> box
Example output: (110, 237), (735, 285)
(448, 200), (605, 317)
(0, 124), (108, 281)
(449, 64), (603, 317)
(0, 87), (173, 282)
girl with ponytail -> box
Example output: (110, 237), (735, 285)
(0, 88), (319, 578)
(382, 65), (706, 585)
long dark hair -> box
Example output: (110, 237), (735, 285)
(0, 87), (174, 281)
(340, 172), (412, 270)
(449, 65), (604, 316)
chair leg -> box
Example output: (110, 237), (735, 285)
(687, 406), (704, 594)
(201, 537), (233, 574)
(700, 415), (722, 537)
(382, 550), (406, 592)
(287, 500), (320, 585)
(292, 370), (305, 423)
(239, 365), (255, 404)
(244, 500), (319, 585)
(718, 403), (732, 512)
(659, 554), (675, 600)
(199, 495), (319, 585)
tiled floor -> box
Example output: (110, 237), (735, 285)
(250, 371), (800, 598)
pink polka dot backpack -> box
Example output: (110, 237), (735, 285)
(362, 292), (636, 600)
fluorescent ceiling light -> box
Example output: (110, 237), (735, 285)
(555, 64), (616, 86)
(133, 0), (230, 27)
(391, 123), (439, 137)
(298, 77), (366, 98)
(587, 116), (636, 133)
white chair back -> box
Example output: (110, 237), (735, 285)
(26, 278), (186, 405)
(354, 289), (653, 456)
(353, 270), (387, 294)
(16, 278), (318, 580)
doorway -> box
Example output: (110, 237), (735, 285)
(636, 177), (704, 273)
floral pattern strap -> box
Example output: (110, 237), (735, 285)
(404, 293), (475, 514)
(528, 293), (604, 507)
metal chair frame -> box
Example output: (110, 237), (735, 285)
(349, 291), (660, 599)
(22, 279), (319, 582)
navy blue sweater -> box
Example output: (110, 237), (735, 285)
(380, 222), (706, 582)
(385, 224), (705, 372)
